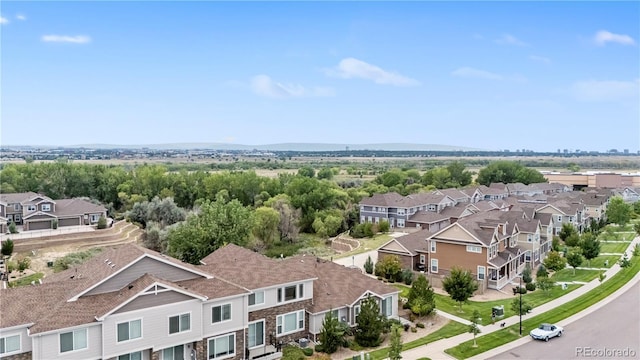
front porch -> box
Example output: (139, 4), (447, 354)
(488, 251), (526, 290)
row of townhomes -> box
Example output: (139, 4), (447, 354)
(372, 182), (614, 292)
(0, 192), (108, 233)
(0, 243), (399, 360)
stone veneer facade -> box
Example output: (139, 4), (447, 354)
(249, 299), (313, 348)
(150, 329), (245, 360)
(2, 352), (32, 360)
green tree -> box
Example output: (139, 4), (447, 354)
(375, 255), (403, 281)
(634, 223), (640, 237)
(318, 310), (345, 354)
(564, 233), (581, 247)
(377, 169), (408, 188)
(559, 223), (577, 242)
(407, 274), (435, 317)
(511, 296), (532, 315)
(97, 215), (108, 229)
(378, 220), (390, 233)
(317, 168), (334, 180)
(297, 166), (316, 178)
(536, 276), (555, 294)
(522, 264), (532, 284)
(1, 239), (14, 256)
(580, 233), (601, 267)
(566, 249), (584, 275)
(442, 267), (479, 311)
(446, 161), (473, 187)
(388, 324), (403, 360)
(543, 251), (567, 272)
(606, 196), (632, 227)
(364, 255), (374, 274)
(167, 198), (254, 264)
(476, 161), (546, 186)
(468, 310), (481, 347)
(253, 207), (281, 248)
(8, 222), (17, 234)
(17, 257), (31, 271)
(536, 264), (548, 278)
(266, 195), (301, 243)
(354, 296), (385, 347)
(422, 167), (452, 189)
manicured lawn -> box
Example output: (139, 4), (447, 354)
(551, 268), (600, 283)
(444, 256), (640, 359)
(8, 272), (44, 287)
(600, 242), (630, 254)
(583, 255), (621, 268)
(432, 284), (580, 326)
(394, 284), (411, 298)
(365, 321), (468, 360)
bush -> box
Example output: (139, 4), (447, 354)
(378, 220), (390, 233)
(525, 282), (536, 291)
(314, 344), (324, 353)
(8, 222), (17, 234)
(6, 260), (17, 273)
(416, 322), (425, 328)
(97, 215), (108, 229)
(302, 348), (313, 356)
(1, 239), (14, 256)
(522, 265), (532, 284)
(518, 286), (528, 294)
(17, 257), (31, 272)
(403, 323), (410, 331)
(537, 264), (548, 278)
(282, 345), (305, 360)
(411, 327), (417, 333)
(402, 268), (414, 285)
(364, 255), (374, 274)
(52, 219), (58, 229)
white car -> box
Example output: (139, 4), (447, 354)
(530, 323), (564, 342)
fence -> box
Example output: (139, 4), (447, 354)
(1, 225), (96, 241)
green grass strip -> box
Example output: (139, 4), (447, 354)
(8, 272), (44, 287)
(444, 258), (640, 359)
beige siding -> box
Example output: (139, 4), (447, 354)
(85, 257), (203, 296)
(379, 240), (409, 254)
(435, 224), (477, 242)
(430, 242), (486, 275)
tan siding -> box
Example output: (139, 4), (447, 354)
(435, 224), (476, 242)
(86, 257), (203, 296)
(430, 242), (486, 275)
(379, 240), (409, 254)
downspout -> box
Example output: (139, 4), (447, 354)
(243, 296), (247, 360)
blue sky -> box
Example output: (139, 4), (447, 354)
(1, 1), (639, 151)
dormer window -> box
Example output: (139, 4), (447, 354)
(41, 204), (51, 212)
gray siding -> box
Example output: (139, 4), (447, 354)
(32, 325), (102, 360)
(115, 291), (195, 314)
(86, 257), (202, 296)
(59, 217), (81, 227)
(103, 299), (203, 359)
(202, 296), (247, 338)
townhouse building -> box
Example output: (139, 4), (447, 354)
(0, 244), (398, 360)
(359, 192), (456, 229)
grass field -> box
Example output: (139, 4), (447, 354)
(9, 272), (44, 287)
(445, 257), (640, 359)
(551, 268), (600, 283)
(584, 255), (621, 268)
(333, 234), (392, 259)
(600, 242), (631, 253)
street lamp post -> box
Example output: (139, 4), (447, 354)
(519, 275), (523, 336)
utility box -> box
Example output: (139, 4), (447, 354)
(492, 305), (505, 318)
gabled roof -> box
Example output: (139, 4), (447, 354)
(380, 230), (431, 256)
(440, 203), (473, 219)
(408, 210), (450, 224)
(434, 188), (470, 200)
(54, 198), (107, 217)
(23, 211), (58, 220)
(359, 192), (404, 207)
(397, 193), (453, 208)
(281, 256), (399, 314)
(0, 192), (39, 205)
(199, 244), (316, 290)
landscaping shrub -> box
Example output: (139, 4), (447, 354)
(416, 322), (425, 328)
(525, 282), (536, 291)
(403, 323), (410, 331)
(302, 348), (313, 356)
(97, 215), (108, 229)
(402, 268), (414, 285)
(314, 344), (324, 353)
(1, 239), (14, 256)
(518, 286), (528, 294)
(282, 345), (305, 360)
(8, 222), (17, 234)
(17, 257), (31, 272)
(364, 255), (374, 274)
(52, 219), (58, 229)
(522, 265), (532, 284)
(411, 327), (418, 333)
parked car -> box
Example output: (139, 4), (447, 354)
(530, 323), (563, 342)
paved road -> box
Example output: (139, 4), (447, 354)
(489, 281), (640, 360)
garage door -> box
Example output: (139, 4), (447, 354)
(59, 218), (81, 227)
(28, 220), (52, 230)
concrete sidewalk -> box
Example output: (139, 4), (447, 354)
(397, 236), (640, 360)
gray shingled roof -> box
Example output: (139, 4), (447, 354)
(54, 198), (107, 217)
(409, 210), (449, 224)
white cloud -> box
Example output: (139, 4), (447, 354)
(41, 35), (92, 44)
(451, 67), (503, 80)
(325, 57), (421, 86)
(16, 14), (26, 21)
(529, 55), (551, 64)
(594, 30), (636, 46)
(495, 34), (528, 46)
(250, 75), (334, 99)
(0, 16), (8, 25)
(570, 79), (639, 102)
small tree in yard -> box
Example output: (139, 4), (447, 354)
(318, 310), (345, 354)
(97, 215), (107, 229)
(536, 276), (555, 294)
(388, 324), (403, 360)
(566, 249), (584, 275)
(522, 264), (532, 284)
(364, 255), (374, 274)
(511, 296), (532, 315)
(17, 257), (31, 271)
(1, 239), (14, 256)
(564, 233), (581, 247)
(559, 223), (577, 242)
(375, 255), (402, 281)
(378, 220), (390, 233)
(355, 296), (385, 347)
(634, 223), (640, 237)
(606, 196), (632, 227)
(536, 264), (548, 278)
(442, 267), (479, 311)
(618, 253), (631, 268)
(407, 274), (435, 317)
(8, 222), (18, 234)
(543, 251), (567, 272)
(580, 234), (601, 267)
(468, 310), (481, 347)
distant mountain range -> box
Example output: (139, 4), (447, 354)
(6, 143), (487, 152)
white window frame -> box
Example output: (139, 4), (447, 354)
(430, 240), (436, 253)
(0, 334), (21, 355)
(419, 254), (426, 264)
(397, 219), (405, 228)
(41, 203), (51, 211)
(90, 214), (100, 223)
(59, 328), (88, 354)
(14, 214), (21, 222)
(431, 259), (438, 273)
(248, 320), (265, 349)
(162, 345), (184, 360)
(13, 204), (19, 211)
(477, 266), (485, 280)
(466, 245), (482, 253)
(117, 319), (142, 343)
(168, 312), (191, 335)
(118, 352), (142, 360)
(212, 304), (232, 324)
(527, 234), (532, 243)
(556, 215), (562, 222)
(249, 291), (265, 306)
(208, 333), (235, 360)
(27, 205), (36, 212)
(277, 284), (303, 303)
(353, 305), (361, 324)
(276, 310), (305, 336)
(381, 296), (393, 317)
